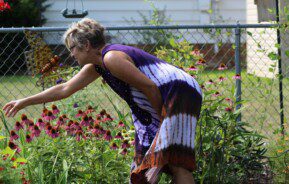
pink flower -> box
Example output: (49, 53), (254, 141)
(121, 140), (130, 149)
(212, 91), (221, 97)
(56, 117), (65, 126)
(85, 105), (95, 114)
(75, 110), (84, 118)
(44, 111), (56, 121)
(190, 48), (201, 56)
(225, 107), (233, 112)
(76, 130), (86, 141)
(21, 114), (32, 126)
(32, 125), (41, 137)
(104, 130), (113, 141)
(41, 108), (48, 118)
(225, 98), (233, 105)
(110, 143), (118, 150)
(233, 74), (241, 80)
(91, 124), (103, 135)
(102, 114), (113, 122)
(10, 130), (19, 141)
(28, 122), (34, 131)
(80, 115), (90, 126)
(49, 128), (59, 138)
(206, 79), (214, 85)
(117, 121), (125, 128)
(25, 134), (33, 143)
(88, 116), (94, 123)
(120, 148), (128, 155)
(188, 65), (198, 71)
(45, 125), (53, 135)
(115, 132), (123, 139)
(196, 58), (206, 65)
(14, 121), (24, 131)
(36, 118), (46, 129)
(218, 76), (227, 82)
(218, 63), (228, 71)
(130, 139), (135, 146)
(51, 105), (60, 115)
(8, 141), (21, 153)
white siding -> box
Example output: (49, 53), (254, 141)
(43, 0), (247, 27)
(246, 0), (278, 78)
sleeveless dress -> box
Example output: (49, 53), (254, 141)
(95, 44), (202, 183)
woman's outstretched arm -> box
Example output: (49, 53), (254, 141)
(3, 63), (99, 117)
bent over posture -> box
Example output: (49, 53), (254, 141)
(3, 18), (202, 184)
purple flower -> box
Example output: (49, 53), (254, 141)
(44, 111), (56, 121)
(76, 130), (86, 141)
(117, 121), (125, 128)
(120, 148), (128, 155)
(80, 115), (90, 126)
(233, 74), (241, 80)
(56, 78), (63, 84)
(73, 103), (79, 108)
(121, 139), (130, 149)
(52, 105), (60, 114)
(115, 132), (123, 139)
(218, 63), (228, 71)
(32, 125), (41, 137)
(59, 63), (63, 67)
(36, 118), (46, 129)
(104, 130), (113, 141)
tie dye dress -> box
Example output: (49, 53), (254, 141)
(95, 44), (202, 183)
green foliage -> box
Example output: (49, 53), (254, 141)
(155, 40), (268, 183)
(0, 0), (50, 75)
(125, 0), (174, 51)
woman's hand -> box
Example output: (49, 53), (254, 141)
(2, 99), (27, 117)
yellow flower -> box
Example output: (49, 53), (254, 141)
(277, 149), (284, 153)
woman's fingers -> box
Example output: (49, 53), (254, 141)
(4, 104), (14, 116)
(9, 107), (18, 117)
(3, 102), (13, 111)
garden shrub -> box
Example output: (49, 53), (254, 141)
(0, 0), (49, 75)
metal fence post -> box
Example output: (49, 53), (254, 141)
(276, 0), (285, 136)
(235, 21), (241, 122)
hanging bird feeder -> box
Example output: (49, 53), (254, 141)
(61, 0), (88, 18)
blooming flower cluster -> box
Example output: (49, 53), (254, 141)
(0, 0), (11, 11)
(3, 104), (134, 182)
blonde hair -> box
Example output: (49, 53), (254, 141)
(63, 18), (106, 50)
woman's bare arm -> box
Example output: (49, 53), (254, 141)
(103, 51), (163, 119)
(3, 63), (99, 117)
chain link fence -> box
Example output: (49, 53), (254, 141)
(1, 24), (289, 181)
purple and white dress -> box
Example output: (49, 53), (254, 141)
(95, 44), (202, 183)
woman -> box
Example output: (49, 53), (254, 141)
(3, 18), (202, 184)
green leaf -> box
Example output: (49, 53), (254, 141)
(285, 50), (289, 58)
(246, 31), (253, 36)
(169, 38), (177, 47)
(267, 52), (278, 60)
(1, 146), (15, 156)
(15, 157), (27, 163)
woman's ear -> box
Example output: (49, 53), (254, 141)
(85, 41), (91, 52)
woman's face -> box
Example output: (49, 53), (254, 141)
(68, 39), (88, 66)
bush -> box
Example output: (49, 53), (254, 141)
(0, 0), (50, 75)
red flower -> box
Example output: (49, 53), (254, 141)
(225, 107), (233, 112)
(11, 157), (16, 161)
(0, 0), (11, 11)
(0, 167), (4, 171)
(10, 130), (19, 141)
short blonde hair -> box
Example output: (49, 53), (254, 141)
(63, 18), (106, 50)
